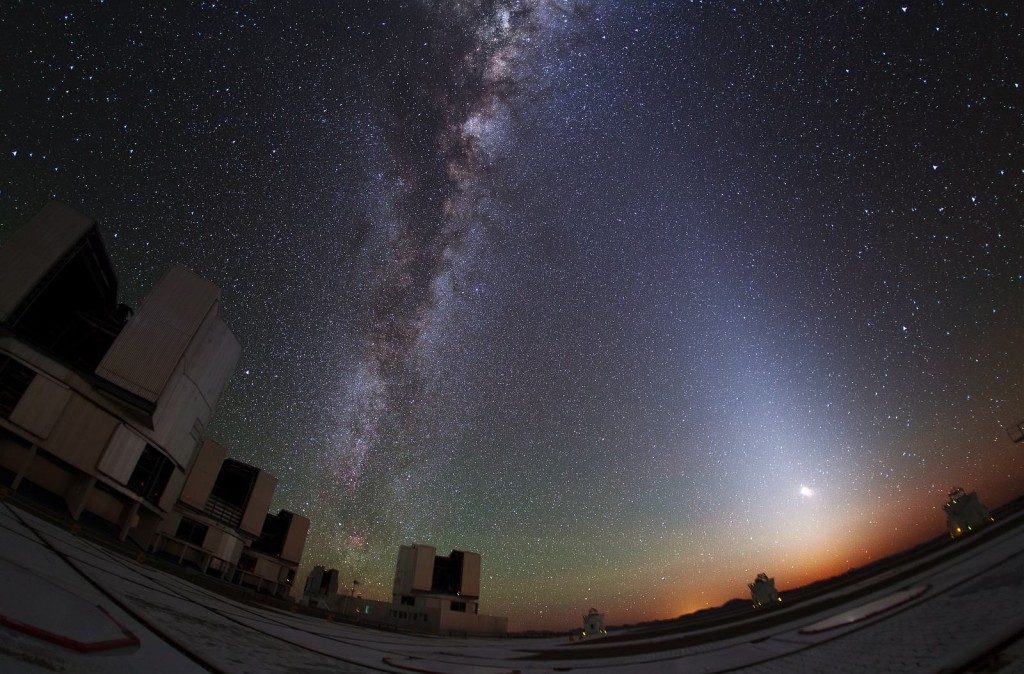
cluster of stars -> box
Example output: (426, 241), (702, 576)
(0, 1), (1022, 631)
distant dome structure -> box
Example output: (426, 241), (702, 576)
(582, 608), (606, 637)
(944, 487), (993, 539)
(749, 573), (781, 608)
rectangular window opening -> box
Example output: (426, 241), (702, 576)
(0, 356), (35, 418)
(175, 517), (208, 546)
(127, 444), (173, 505)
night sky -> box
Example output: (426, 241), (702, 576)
(1, 1), (1023, 630)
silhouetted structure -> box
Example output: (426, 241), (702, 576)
(0, 203), (309, 595)
(391, 543), (507, 634)
(296, 547), (507, 635)
(749, 572), (781, 608)
(0, 203), (239, 545)
(944, 487), (993, 539)
(300, 565), (341, 609)
(1006, 420), (1024, 444)
(582, 607), (607, 637)
(151, 439), (309, 597)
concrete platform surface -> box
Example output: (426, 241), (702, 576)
(0, 557), (139, 652)
(3, 500), (1024, 673)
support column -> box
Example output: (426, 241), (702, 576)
(65, 474), (95, 521)
(118, 500), (140, 541)
(11, 445), (38, 490)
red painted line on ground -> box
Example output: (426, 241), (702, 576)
(4, 502), (225, 673)
(0, 605), (140, 653)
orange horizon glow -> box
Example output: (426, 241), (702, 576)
(494, 464), (1024, 632)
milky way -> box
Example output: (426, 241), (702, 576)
(332, 0), (584, 498)
(321, 1), (592, 563)
(1, 1), (1022, 630)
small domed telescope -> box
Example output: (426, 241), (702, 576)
(944, 487), (993, 539)
(581, 607), (606, 637)
(749, 572), (781, 608)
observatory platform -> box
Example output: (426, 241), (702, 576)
(3, 497), (1024, 673)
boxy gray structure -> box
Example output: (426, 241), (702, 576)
(0, 202), (242, 546)
(0, 202), (325, 603)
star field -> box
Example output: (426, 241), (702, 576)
(1, 1), (1022, 630)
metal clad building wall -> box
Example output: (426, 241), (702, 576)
(413, 545), (436, 592)
(96, 424), (146, 484)
(44, 394), (119, 473)
(95, 266), (219, 404)
(280, 512), (310, 564)
(459, 551), (482, 599)
(206, 527), (244, 564)
(240, 470), (278, 536)
(158, 469), (186, 512)
(393, 546), (413, 594)
(98, 317), (194, 402)
(151, 373), (209, 468)
(137, 265), (219, 330)
(151, 311), (239, 470)
(179, 438), (228, 509)
(0, 202), (93, 321)
(324, 569), (340, 596)
(305, 566), (324, 594)
(157, 510), (182, 537)
(9, 373), (72, 439)
(183, 311), (241, 410)
(254, 556), (282, 581)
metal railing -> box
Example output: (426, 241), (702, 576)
(204, 494), (243, 528)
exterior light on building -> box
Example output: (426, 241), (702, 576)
(945, 487), (991, 539)
(749, 573), (780, 608)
